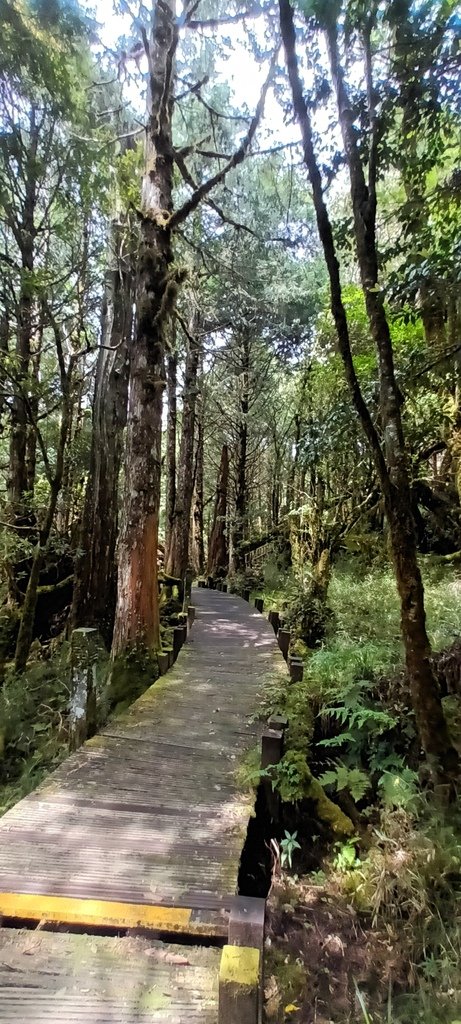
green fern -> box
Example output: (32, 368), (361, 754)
(320, 764), (371, 802)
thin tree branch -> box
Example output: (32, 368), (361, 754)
(170, 50), (279, 230)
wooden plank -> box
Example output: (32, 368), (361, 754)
(0, 928), (219, 1022)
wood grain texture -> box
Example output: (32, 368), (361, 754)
(0, 928), (220, 1022)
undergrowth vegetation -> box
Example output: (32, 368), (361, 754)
(0, 640), (71, 814)
(260, 556), (461, 1024)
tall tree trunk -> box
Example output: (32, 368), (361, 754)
(208, 443), (229, 579)
(166, 311), (201, 580)
(72, 223), (133, 647)
(190, 382), (205, 575)
(279, 0), (458, 783)
(8, 108), (38, 519)
(111, 0), (178, 667)
(231, 332), (250, 574)
(25, 325), (42, 495)
(164, 345), (177, 567)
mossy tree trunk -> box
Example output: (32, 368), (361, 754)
(111, 0), (178, 665)
(166, 308), (201, 580)
(72, 216), (133, 647)
(111, 3), (274, 669)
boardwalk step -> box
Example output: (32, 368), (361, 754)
(0, 892), (228, 939)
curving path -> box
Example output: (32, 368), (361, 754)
(0, 588), (283, 1022)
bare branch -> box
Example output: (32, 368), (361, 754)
(186, 4), (272, 29)
(170, 50), (279, 230)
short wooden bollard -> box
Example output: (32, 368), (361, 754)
(288, 656), (304, 683)
(242, 589), (250, 602)
(187, 605), (196, 629)
(198, 580), (206, 588)
(222, 582), (228, 593)
(228, 896), (265, 1024)
(277, 628), (290, 662)
(268, 610), (280, 635)
(254, 598), (264, 613)
(261, 727), (283, 770)
(219, 945), (260, 1024)
(69, 627), (107, 752)
(158, 651), (169, 675)
(166, 648), (174, 669)
(173, 626), (183, 662)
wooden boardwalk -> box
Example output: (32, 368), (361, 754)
(0, 589), (283, 1022)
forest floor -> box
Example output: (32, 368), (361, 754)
(257, 556), (461, 1024)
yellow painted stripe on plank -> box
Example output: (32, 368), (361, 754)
(0, 892), (191, 932)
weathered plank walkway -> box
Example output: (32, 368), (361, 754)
(0, 589), (283, 1022)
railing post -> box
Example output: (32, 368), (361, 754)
(288, 655), (304, 683)
(173, 626), (183, 662)
(277, 628), (290, 662)
(69, 627), (107, 752)
(268, 610), (280, 635)
(158, 651), (169, 675)
(254, 598), (264, 613)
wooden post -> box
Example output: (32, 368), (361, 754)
(173, 626), (183, 662)
(166, 648), (174, 669)
(222, 582), (228, 593)
(254, 598), (264, 613)
(228, 896), (265, 1024)
(268, 610), (280, 635)
(158, 651), (169, 675)
(187, 605), (196, 629)
(69, 627), (108, 752)
(219, 945), (260, 1024)
(277, 628), (290, 661)
(243, 589), (250, 602)
(261, 727), (283, 770)
(288, 656), (303, 683)
(198, 580), (206, 589)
